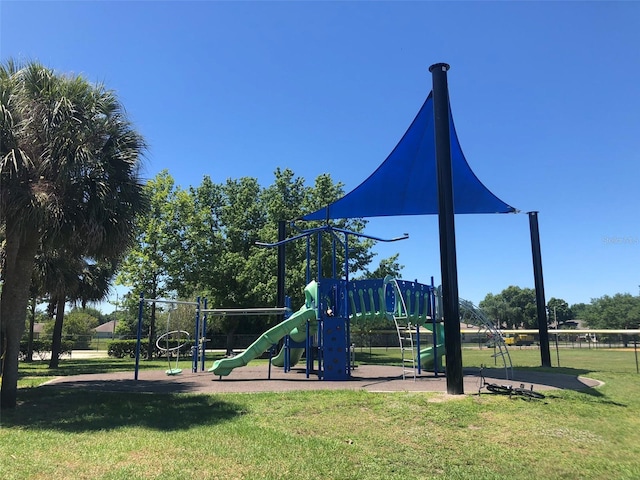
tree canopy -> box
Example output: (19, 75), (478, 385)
(479, 286), (538, 329)
(117, 168), (403, 351)
(581, 294), (640, 330)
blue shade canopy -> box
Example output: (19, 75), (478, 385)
(302, 92), (517, 221)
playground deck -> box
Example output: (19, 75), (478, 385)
(41, 365), (601, 396)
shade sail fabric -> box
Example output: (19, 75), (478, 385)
(302, 92), (517, 221)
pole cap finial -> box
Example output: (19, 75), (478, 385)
(429, 63), (450, 72)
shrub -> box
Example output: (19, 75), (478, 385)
(108, 339), (196, 359)
(19, 340), (73, 360)
(108, 340), (138, 358)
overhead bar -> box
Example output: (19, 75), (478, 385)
(201, 307), (290, 316)
(141, 298), (199, 306)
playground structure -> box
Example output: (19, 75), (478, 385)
(135, 298), (200, 380)
(155, 304), (190, 376)
(204, 214), (514, 381)
(208, 224), (447, 381)
(134, 222), (511, 382)
(210, 276), (446, 380)
(208, 272), (511, 381)
(134, 296), (288, 380)
(135, 65), (529, 388)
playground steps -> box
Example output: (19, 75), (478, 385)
(386, 277), (417, 381)
(394, 321), (417, 381)
(458, 298), (513, 380)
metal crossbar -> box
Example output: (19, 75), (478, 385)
(201, 307), (290, 316)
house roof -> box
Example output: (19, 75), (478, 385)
(94, 320), (117, 333)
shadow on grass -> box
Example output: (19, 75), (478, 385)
(18, 358), (162, 378)
(3, 388), (244, 432)
(19, 354), (229, 377)
(466, 365), (631, 406)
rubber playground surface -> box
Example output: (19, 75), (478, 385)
(42, 364), (602, 396)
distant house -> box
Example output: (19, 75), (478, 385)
(94, 320), (117, 339)
(33, 323), (46, 338)
(564, 319), (586, 329)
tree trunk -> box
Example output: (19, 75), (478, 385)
(49, 296), (66, 368)
(225, 329), (236, 356)
(0, 225), (39, 409)
(147, 300), (156, 360)
(25, 297), (36, 363)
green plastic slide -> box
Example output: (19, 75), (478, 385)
(209, 282), (318, 377)
(419, 345), (445, 370)
(269, 315), (309, 368)
(419, 323), (445, 370)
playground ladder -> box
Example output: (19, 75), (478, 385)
(396, 322), (417, 380)
(389, 278), (417, 381)
(458, 298), (513, 380)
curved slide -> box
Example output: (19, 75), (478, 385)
(419, 325), (445, 370)
(270, 332), (306, 368)
(209, 282), (318, 377)
(419, 345), (445, 370)
(209, 306), (316, 376)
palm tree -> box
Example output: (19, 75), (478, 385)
(32, 249), (116, 368)
(0, 60), (148, 409)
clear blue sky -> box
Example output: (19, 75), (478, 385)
(2, 1), (639, 311)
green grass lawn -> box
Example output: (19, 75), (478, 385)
(2, 348), (640, 479)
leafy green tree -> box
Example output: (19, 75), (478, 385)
(479, 293), (511, 329)
(43, 308), (99, 349)
(480, 286), (538, 329)
(165, 169), (397, 351)
(116, 170), (180, 360)
(23, 293), (47, 362)
(116, 167), (405, 355)
(180, 176), (267, 353)
(155, 303), (196, 339)
(583, 294), (640, 330)
(0, 61), (147, 408)
(546, 298), (572, 327)
(78, 306), (109, 325)
(32, 246), (117, 367)
(111, 292), (143, 339)
(33, 250), (82, 368)
(358, 253), (404, 280)
(571, 302), (590, 321)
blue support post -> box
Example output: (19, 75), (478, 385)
(332, 236), (337, 279)
(306, 319), (312, 378)
(284, 334), (290, 373)
(193, 296), (200, 373)
(135, 294), (144, 381)
(201, 298), (208, 372)
(317, 231), (322, 279)
(306, 237), (311, 284)
(317, 316), (323, 379)
(431, 276), (439, 377)
(344, 232), (351, 377)
(416, 321), (421, 375)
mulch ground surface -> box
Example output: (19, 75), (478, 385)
(42, 364), (602, 396)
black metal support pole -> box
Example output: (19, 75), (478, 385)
(528, 211), (552, 367)
(429, 62), (464, 395)
(277, 220), (286, 313)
